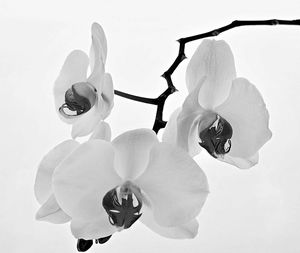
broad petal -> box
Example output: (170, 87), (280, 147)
(215, 78), (272, 158)
(54, 50), (89, 121)
(71, 217), (117, 240)
(140, 206), (199, 239)
(112, 129), (159, 180)
(53, 140), (122, 221)
(176, 84), (206, 157)
(88, 23), (106, 91)
(89, 121), (111, 141)
(220, 153), (259, 169)
(36, 194), (71, 224)
(71, 106), (102, 138)
(34, 140), (79, 204)
(135, 142), (209, 227)
(162, 107), (181, 145)
(186, 40), (236, 109)
(99, 73), (114, 120)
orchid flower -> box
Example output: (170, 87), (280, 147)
(52, 129), (209, 251)
(34, 122), (111, 224)
(163, 40), (272, 169)
(54, 23), (114, 138)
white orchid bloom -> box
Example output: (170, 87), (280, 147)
(54, 23), (114, 138)
(163, 40), (272, 169)
(52, 129), (209, 250)
(34, 122), (111, 224)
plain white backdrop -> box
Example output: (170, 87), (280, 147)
(0, 0), (300, 252)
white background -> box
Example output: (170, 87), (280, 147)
(1, 0), (300, 252)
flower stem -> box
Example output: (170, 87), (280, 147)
(114, 19), (300, 134)
(114, 90), (157, 105)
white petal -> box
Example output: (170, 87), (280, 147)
(53, 140), (122, 221)
(176, 84), (206, 157)
(135, 142), (209, 227)
(54, 50), (89, 122)
(140, 206), (199, 239)
(162, 107), (181, 145)
(88, 23), (106, 91)
(71, 106), (102, 138)
(36, 194), (71, 224)
(71, 217), (117, 239)
(89, 121), (111, 141)
(220, 153), (259, 169)
(186, 40), (236, 109)
(99, 73), (114, 120)
(34, 140), (79, 205)
(112, 129), (159, 180)
(215, 78), (272, 158)
(90, 23), (107, 66)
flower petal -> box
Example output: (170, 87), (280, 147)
(215, 78), (272, 158)
(186, 39), (236, 109)
(99, 73), (114, 120)
(176, 84), (206, 157)
(90, 23), (107, 66)
(71, 217), (117, 239)
(36, 194), (71, 224)
(71, 106), (102, 138)
(140, 205), (199, 239)
(220, 153), (259, 169)
(112, 129), (159, 180)
(34, 140), (79, 205)
(88, 23), (106, 91)
(53, 140), (122, 221)
(54, 50), (89, 121)
(162, 107), (181, 145)
(135, 142), (209, 227)
(89, 121), (111, 141)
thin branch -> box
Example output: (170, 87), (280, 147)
(114, 19), (300, 134)
(114, 90), (157, 105)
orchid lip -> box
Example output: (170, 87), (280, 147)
(102, 182), (143, 229)
(198, 114), (233, 158)
(59, 82), (97, 118)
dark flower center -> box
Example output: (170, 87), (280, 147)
(199, 114), (233, 158)
(77, 235), (112, 252)
(59, 82), (97, 117)
(102, 184), (142, 229)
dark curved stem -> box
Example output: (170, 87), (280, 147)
(114, 90), (157, 105)
(115, 19), (300, 134)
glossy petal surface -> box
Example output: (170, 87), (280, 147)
(88, 24), (106, 91)
(34, 140), (79, 204)
(220, 153), (259, 169)
(71, 217), (117, 239)
(215, 78), (272, 158)
(176, 84), (205, 156)
(71, 106), (102, 138)
(99, 73), (114, 119)
(89, 121), (111, 141)
(140, 205), (199, 239)
(112, 129), (158, 180)
(162, 107), (181, 145)
(135, 142), (209, 227)
(36, 194), (71, 224)
(186, 40), (236, 109)
(53, 140), (122, 221)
